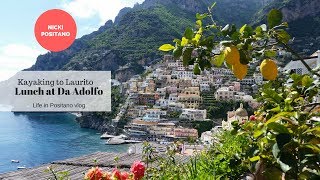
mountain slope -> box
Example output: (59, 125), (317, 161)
(252, 0), (320, 54)
(28, 0), (269, 81)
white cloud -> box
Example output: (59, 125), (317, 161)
(61, 0), (144, 24)
(0, 44), (46, 81)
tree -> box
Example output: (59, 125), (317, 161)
(159, 5), (320, 179)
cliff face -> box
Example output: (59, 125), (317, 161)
(280, 0), (320, 22)
(76, 113), (116, 134)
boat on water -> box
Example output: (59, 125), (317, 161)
(17, 166), (26, 170)
(11, 160), (19, 163)
(105, 137), (142, 145)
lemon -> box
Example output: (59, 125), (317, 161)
(224, 46), (240, 65)
(260, 59), (278, 80)
(232, 63), (248, 80)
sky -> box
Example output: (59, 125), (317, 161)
(0, 0), (145, 81)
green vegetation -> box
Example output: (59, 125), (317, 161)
(200, 89), (254, 120)
(158, 4), (320, 178)
(143, 131), (250, 179)
(168, 111), (182, 118)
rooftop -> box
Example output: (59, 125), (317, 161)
(0, 152), (142, 180)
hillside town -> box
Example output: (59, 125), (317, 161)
(107, 55), (258, 143)
(106, 50), (320, 146)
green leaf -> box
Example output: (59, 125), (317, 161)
(278, 159), (291, 172)
(265, 112), (294, 125)
(268, 122), (289, 134)
(264, 50), (277, 58)
(210, 2), (216, 10)
(193, 34), (201, 44)
(276, 29), (291, 44)
(196, 13), (208, 20)
(239, 50), (250, 64)
(221, 24), (230, 36)
(261, 89), (283, 104)
(302, 75), (313, 87)
(184, 28), (193, 40)
(183, 48), (193, 66)
(255, 26), (263, 37)
(272, 143), (280, 158)
(302, 144), (320, 153)
(260, 24), (267, 31)
(253, 129), (264, 138)
(159, 44), (175, 52)
(268, 9), (283, 28)
(270, 105), (281, 112)
(249, 156), (260, 162)
(240, 24), (247, 34)
(173, 47), (182, 59)
(220, 40), (233, 46)
(181, 37), (189, 46)
(239, 24), (253, 38)
(303, 126), (320, 134)
(194, 63), (201, 75)
(211, 53), (225, 67)
(173, 39), (181, 45)
(196, 20), (202, 27)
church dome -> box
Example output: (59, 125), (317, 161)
(235, 103), (248, 117)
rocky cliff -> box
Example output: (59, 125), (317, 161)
(76, 113), (116, 133)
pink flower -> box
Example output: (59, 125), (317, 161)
(250, 115), (256, 121)
(130, 161), (145, 180)
(85, 167), (104, 180)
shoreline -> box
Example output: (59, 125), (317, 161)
(0, 112), (128, 174)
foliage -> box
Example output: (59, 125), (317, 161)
(143, 131), (250, 179)
(158, 3), (320, 179)
(168, 111), (182, 118)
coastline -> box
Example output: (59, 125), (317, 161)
(0, 112), (128, 174)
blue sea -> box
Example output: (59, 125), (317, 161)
(0, 112), (128, 173)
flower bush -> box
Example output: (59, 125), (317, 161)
(84, 161), (145, 180)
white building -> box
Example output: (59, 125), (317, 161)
(284, 50), (320, 75)
(200, 83), (210, 92)
(200, 126), (222, 145)
(214, 87), (235, 101)
(222, 103), (248, 130)
(179, 109), (207, 121)
(253, 73), (263, 85)
(155, 98), (169, 108)
(168, 93), (178, 103)
(172, 70), (194, 79)
(240, 77), (255, 85)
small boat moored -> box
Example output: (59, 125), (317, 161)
(11, 160), (19, 163)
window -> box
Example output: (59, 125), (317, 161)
(293, 68), (303, 75)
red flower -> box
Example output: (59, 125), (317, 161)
(121, 171), (130, 180)
(112, 168), (121, 180)
(85, 167), (104, 180)
(111, 169), (130, 180)
(130, 161), (145, 180)
(249, 115), (256, 121)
